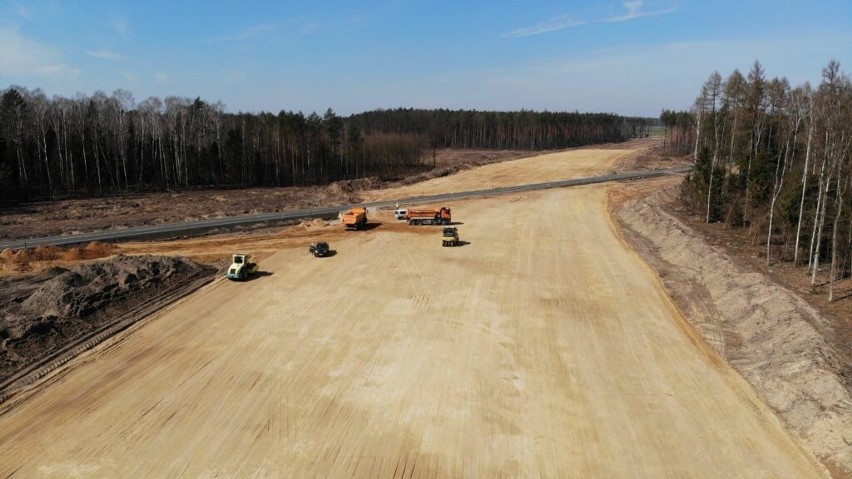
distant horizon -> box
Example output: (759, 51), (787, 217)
(1, 1), (850, 117)
(0, 82), (670, 119)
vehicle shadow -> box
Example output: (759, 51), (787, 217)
(245, 271), (274, 281)
(446, 240), (471, 247)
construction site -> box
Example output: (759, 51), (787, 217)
(0, 140), (850, 478)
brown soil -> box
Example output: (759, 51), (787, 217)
(0, 255), (216, 386)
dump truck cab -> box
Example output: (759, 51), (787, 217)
(226, 253), (259, 280)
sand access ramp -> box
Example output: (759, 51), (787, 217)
(0, 148), (828, 477)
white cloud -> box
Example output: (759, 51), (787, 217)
(623, 1), (643, 17)
(503, 15), (587, 38)
(224, 69), (246, 82)
(0, 26), (80, 79)
(504, 1), (678, 38)
(111, 15), (129, 35)
(606, 1), (678, 23)
(87, 50), (128, 61)
(208, 23), (276, 44)
(37, 63), (80, 79)
(154, 72), (168, 83)
(426, 37), (846, 116)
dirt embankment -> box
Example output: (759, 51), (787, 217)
(0, 255), (216, 388)
(613, 182), (852, 477)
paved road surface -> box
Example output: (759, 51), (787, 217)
(0, 148), (826, 477)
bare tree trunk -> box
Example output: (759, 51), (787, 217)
(767, 112), (800, 263)
(693, 110), (702, 160)
(14, 139), (27, 185)
(728, 114), (738, 169)
(829, 172), (845, 301)
(766, 152), (786, 264)
(794, 122), (814, 265)
(26, 92), (53, 192)
(810, 147), (831, 284)
(92, 130), (103, 194)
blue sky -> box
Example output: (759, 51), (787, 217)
(1, 0), (850, 117)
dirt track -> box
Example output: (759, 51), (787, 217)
(0, 148), (829, 477)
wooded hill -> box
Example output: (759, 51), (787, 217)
(0, 87), (651, 200)
(677, 60), (852, 301)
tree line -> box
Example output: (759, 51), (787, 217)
(0, 86), (649, 200)
(350, 108), (650, 150)
(678, 60), (852, 301)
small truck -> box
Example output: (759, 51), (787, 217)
(309, 241), (331, 257)
(442, 226), (460, 247)
(226, 253), (259, 280)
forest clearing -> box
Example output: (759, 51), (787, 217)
(2, 1), (850, 476)
(1, 142), (848, 477)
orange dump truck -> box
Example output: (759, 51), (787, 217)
(406, 207), (452, 225)
(341, 207), (368, 230)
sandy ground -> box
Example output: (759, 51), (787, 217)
(363, 148), (636, 202)
(0, 147), (829, 477)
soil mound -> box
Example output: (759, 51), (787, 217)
(297, 218), (328, 229)
(83, 241), (119, 258)
(62, 248), (84, 261)
(31, 245), (63, 261)
(327, 177), (382, 194)
(0, 255), (216, 384)
(319, 177), (384, 205)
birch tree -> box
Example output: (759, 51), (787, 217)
(792, 83), (814, 265)
(765, 79), (797, 264)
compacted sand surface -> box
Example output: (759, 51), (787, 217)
(0, 146), (830, 477)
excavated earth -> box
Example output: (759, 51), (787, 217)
(0, 138), (848, 477)
(0, 255), (216, 387)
